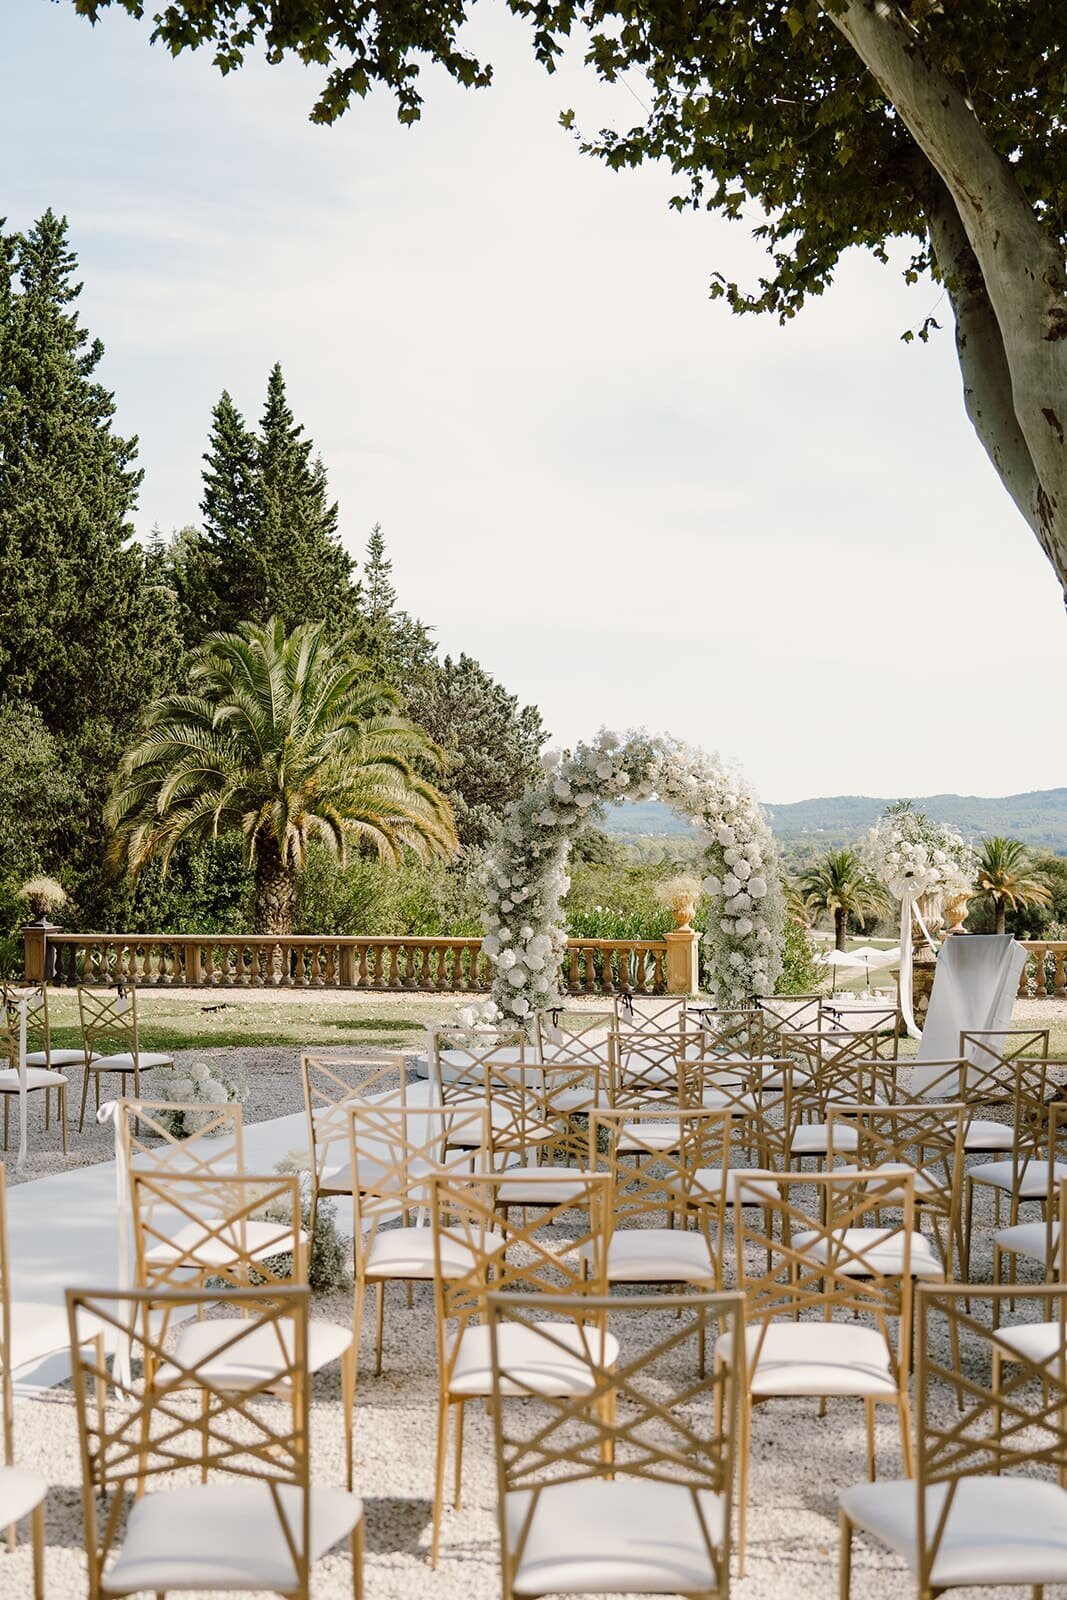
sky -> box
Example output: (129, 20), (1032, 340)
(4, 1), (1065, 805)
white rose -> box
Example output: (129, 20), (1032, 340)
(506, 967), (527, 987)
(482, 935), (500, 957)
(720, 918), (735, 935)
(717, 825), (736, 847)
(726, 892), (752, 914)
(510, 997), (530, 1016)
(189, 1062), (210, 1085)
(702, 875), (722, 897)
(595, 762), (612, 780)
(575, 792), (596, 808)
(553, 779), (572, 801)
(723, 874), (741, 897)
(748, 876), (768, 899)
(734, 916), (754, 937)
(733, 859), (751, 880)
(498, 949), (517, 970)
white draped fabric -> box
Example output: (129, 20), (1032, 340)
(910, 933), (1027, 1095)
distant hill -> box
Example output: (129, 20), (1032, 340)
(603, 789), (1067, 853)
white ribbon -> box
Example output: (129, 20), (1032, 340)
(7, 987), (39, 1170)
(897, 886), (941, 1041)
(97, 1099), (131, 1385)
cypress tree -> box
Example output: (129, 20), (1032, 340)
(181, 363), (357, 638)
(0, 210), (180, 918)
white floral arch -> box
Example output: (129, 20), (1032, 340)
(481, 730), (786, 1021)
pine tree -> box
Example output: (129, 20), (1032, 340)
(180, 364), (357, 638)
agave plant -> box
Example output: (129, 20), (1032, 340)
(106, 618), (457, 934)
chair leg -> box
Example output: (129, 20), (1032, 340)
(374, 1282), (386, 1377)
(44, 1090), (49, 1133)
(839, 1509), (853, 1600)
(737, 1390), (751, 1578)
(431, 1400), (450, 1568)
(896, 1385), (915, 1478)
(453, 1399), (465, 1510)
(59, 1085), (68, 1156)
(342, 1342), (356, 1492)
(30, 1503), (44, 1600)
(78, 1067), (91, 1133)
(351, 1516), (365, 1600)
(3, 1097), (8, 1152)
(865, 1398), (876, 1480)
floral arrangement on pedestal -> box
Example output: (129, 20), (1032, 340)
(862, 802), (977, 909)
(481, 730), (785, 1023)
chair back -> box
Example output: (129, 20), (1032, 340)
(757, 994), (822, 1043)
(0, 984), (50, 1065)
(914, 1282), (1067, 1595)
(130, 1169), (305, 1295)
(829, 1101), (966, 1275)
(608, 1033), (701, 1109)
(734, 1169), (913, 1361)
(686, 1004), (765, 1061)
(535, 1010), (613, 1070)
(694, 1059), (795, 1176)
(114, 1096), (246, 1179)
(301, 1050), (407, 1194)
(77, 983), (140, 1061)
(611, 994), (687, 1038)
(348, 1100), (490, 1258)
(590, 1106), (727, 1241)
(487, 1288), (743, 1595)
(67, 1283), (312, 1597)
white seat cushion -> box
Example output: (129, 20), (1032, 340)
(506, 1477), (725, 1594)
(699, 1169), (778, 1206)
(617, 1121), (682, 1153)
(791, 1121), (859, 1155)
(448, 1321), (619, 1398)
(364, 1225), (505, 1279)
(101, 1482), (362, 1593)
(602, 1228), (716, 1284)
(8, 1300), (78, 1371)
(25, 1048), (90, 1068)
(0, 1067), (67, 1092)
(493, 1165), (594, 1205)
(968, 1158), (1067, 1196)
(832, 1161), (944, 1201)
(551, 1086), (606, 1113)
(962, 1118), (1013, 1151)
(993, 1320), (1063, 1369)
(90, 1052), (173, 1072)
(993, 1219), (1055, 1262)
(145, 1218), (304, 1268)
(0, 1466), (47, 1528)
(840, 1476), (1067, 1587)
(793, 1226), (944, 1280)
(717, 1321), (898, 1397)
(156, 1314), (352, 1388)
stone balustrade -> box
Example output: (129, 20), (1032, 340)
(22, 926), (675, 996)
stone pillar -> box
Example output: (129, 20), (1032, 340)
(22, 922), (52, 984)
(664, 929), (700, 995)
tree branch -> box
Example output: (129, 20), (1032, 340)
(819, 0), (1067, 587)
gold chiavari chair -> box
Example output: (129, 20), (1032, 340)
(301, 1050), (408, 1241)
(608, 1032), (704, 1114)
(756, 994), (823, 1049)
(429, 1169), (611, 1565)
(840, 1282), (1067, 1600)
(75, 984), (173, 1132)
(587, 1108), (724, 1363)
(67, 1284), (365, 1600)
(347, 1100), (490, 1375)
(487, 1288), (744, 1600)
(826, 1101), (968, 1283)
(486, 1062), (604, 1209)
(611, 993), (689, 1039)
(722, 1170), (916, 1572)
(0, 990), (68, 1154)
(129, 1169), (357, 1488)
(114, 1095), (245, 1177)
(993, 1174), (1067, 1386)
(535, 1009), (613, 1071)
(787, 1050), (897, 1171)
(991, 1103), (1067, 1321)
(685, 1062), (796, 1245)
(428, 1027), (528, 1090)
(963, 1057), (1067, 1267)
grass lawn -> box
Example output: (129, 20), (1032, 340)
(41, 990), (456, 1053)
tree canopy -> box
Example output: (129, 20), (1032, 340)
(71, 0), (1067, 594)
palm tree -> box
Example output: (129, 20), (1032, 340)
(975, 836), (1051, 934)
(799, 849), (889, 951)
(107, 618), (458, 934)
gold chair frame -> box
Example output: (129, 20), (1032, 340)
(76, 984), (171, 1132)
(301, 1050), (408, 1240)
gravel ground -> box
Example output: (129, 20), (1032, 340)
(2, 1007), (1066, 1598)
